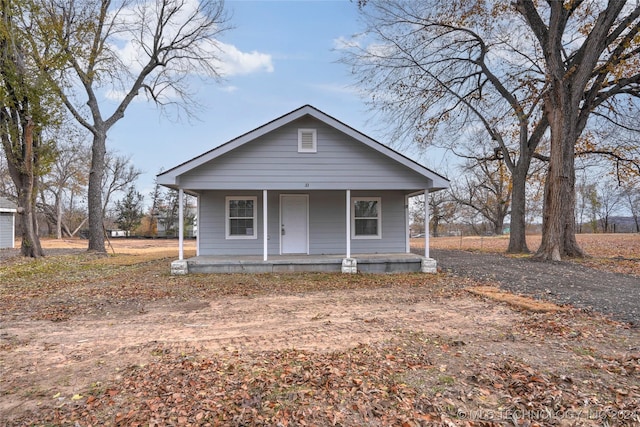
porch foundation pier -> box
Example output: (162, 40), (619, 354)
(171, 260), (189, 275)
(421, 258), (437, 273)
(341, 257), (357, 274)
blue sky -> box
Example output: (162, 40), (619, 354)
(107, 0), (448, 203)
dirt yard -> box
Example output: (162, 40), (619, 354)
(1, 237), (639, 425)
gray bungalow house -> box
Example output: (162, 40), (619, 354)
(158, 105), (448, 274)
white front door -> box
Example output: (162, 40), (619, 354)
(281, 194), (309, 254)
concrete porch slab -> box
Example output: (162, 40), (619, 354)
(180, 253), (431, 274)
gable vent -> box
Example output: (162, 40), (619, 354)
(298, 129), (317, 153)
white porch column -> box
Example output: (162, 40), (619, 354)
(341, 189), (357, 273)
(263, 190), (268, 261)
(195, 193), (200, 256)
(178, 188), (184, 261)
(346, 189), (351, 259)
(424, 189), (430, 259)
(405, 195), (410, 253)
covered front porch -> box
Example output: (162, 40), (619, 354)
(170, 189), (437, 275)
(172, 252), (435, 274)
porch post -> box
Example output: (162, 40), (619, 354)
(178, 188), (184, 261)
(424, 189), (429, 259)
(405, 195), (410, 253)
(263, 190), (268, 261)
(346, 190), (351, 258)
(196, 193), (200, 256)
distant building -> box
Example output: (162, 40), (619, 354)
(0, 197), (17, 249)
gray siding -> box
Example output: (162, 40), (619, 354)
(198, 190), (275, 256)
(351, 191), (406, 254)
(0, 212), (14, 249)
(309, 191), (345, 254)
(198, 190), (407, 256)
(179, 117), (432, 191)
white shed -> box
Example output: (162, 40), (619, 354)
(0, 197), (16, 249)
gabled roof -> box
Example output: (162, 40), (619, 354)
(158, 105), (449, 190)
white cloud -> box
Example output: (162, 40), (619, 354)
(333, 34), (392, 62)
(106, 0), (273, 80)
(213, 42), (274, 77)
(220, 85), (238, 93)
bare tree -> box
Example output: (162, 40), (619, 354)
(346, 0), (640, 260)
(514, 1), (640, 259)
(39, 127), (90, 238)
(450, 156), (511, 236)
(621, 181), (640, 233)
(576, 181), (596, 234)
(343, 0), (548, 254)
(102, 152), (142, 216)
(595, 179), (623, 233)
(23, 0), (229, 253)
(429, 191), (456, 238)
(158, 188), (179, 236)
(410, 191), (457, 238)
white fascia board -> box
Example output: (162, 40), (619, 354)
(0, 208), (16, 213)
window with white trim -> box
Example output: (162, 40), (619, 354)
(225, 196), (257, 239)
(298, 129), (317, 153)
(352, 197), (382, 239)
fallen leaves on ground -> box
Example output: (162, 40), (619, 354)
(9, 333), (639, 426)
(0, 251), (464, 323)
(2, 239), (639, 426)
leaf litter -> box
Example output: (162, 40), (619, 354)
(0, 239), (638, 426)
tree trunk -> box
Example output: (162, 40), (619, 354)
(87, 130), (107, 253)
(55, 191), (62, 239)
(507, 168), (530, 253)
(432, 218), (440, 237)
(3, 142), (44, 258)
(492, 219), (503, 236)
(536, 91), (585, 260)
(17, 187), (44, 257)
(16, 118), (44, 257)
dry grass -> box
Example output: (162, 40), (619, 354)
(35, 234), (639, 258)
(38, 237), (196, 254)
(422, 233), (640, 276)
(426, 233), (640, 258)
